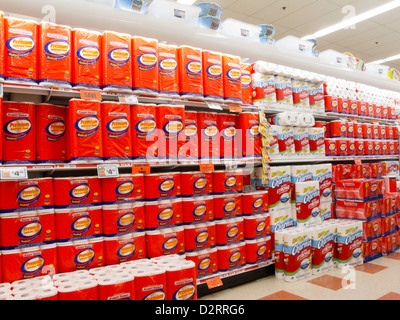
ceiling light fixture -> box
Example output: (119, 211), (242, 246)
(302, 0), (400, 39)
(368, 54), (400, 65)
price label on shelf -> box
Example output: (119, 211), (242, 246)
(119, 94), (139, 104)
(0, 83), (3, 98)
(229, 105), (242, 113)
(206, 102), (223, 110)
(80, 90), (102, 101)
(206, 277), (223, 290)
(0, 167), (28, 180)
(132, 163), (151, 174)
(200, 163), (215, 172)
(97, 164), (119, 178)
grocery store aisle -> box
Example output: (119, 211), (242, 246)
(200, 251), (400, 300)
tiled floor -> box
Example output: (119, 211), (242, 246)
(200, 250), (400, 300)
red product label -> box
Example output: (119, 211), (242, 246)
(180, 172), (213, 197)
(57, 239), (105, 273)
(36, 103), (67, 163)
(144, 199), (182, 230)
(198, 112), (219, 160)
(218, 113), (239, 159)
(53, 177), (102, 208)
(241, 63), (253, 105)
(157, 105), (186, 159)
(216, 219), (244, 246)
(0, 211), (56, 249)
(179, 111), (199, 160)
(131, 104), (158, 160)
(178, 46), (203, 97)
(213, 170), (243, 194)
(132, 36), (158, 93)
(213, 194), (242, 220)
(68, 99), (103, 161)
(218, 243), (246, 271)
(55, 207), (102, 241)
(182, 197), (214, 224)
(243, 214), (271, 240)
(222, 54), (242, 102)
(241, 192), (269, 215)
(324, 96), (338, 113)
(145, 229), (185, 258)
(325, 139), (338, 156)
(3, 101), (36, 164)
(238, 112), (261, 158)
(158, 44), (180, 96)
(1, 244), (57, 283)
(202, 50), (223, 100)
(144, 173), (181, 201)
(245, 237), (272, 264)
(71, 28), (102, 89)
(102, 204), (145, 236)
(38, 22), (72, 86)
(338, 98), (349, 114)
(4, 17), (38, 83)
(186, 250), (218, 277)
(0, 178), (54, 213)
(102, 31), (132, 91)
(101, 174), (144, 204)
(101, 102), (132, 161)
(184, 223), (216, 252)
(104, 233), (146, 265)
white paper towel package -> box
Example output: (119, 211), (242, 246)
(268, 166), (292, 213)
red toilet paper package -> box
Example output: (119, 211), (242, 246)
(132, 36), (158, 94)
(0, 209), (56, 249)
(158, 44), (179, 96)
(102, 31), (132, 92)
(131, 104), (158, 160)
(35, 103), (67, 163)
(144, 199), (182, 230)
(56, 237), (105, 273)
(144, 172), (181, 201)
(55, 206), (103, 242)
(178, 111), (199, 160)
(180, 171), (213, 197)
(38, 21), (72, 87)
(145, 227), (185, 258)
(0, 178), (54, 213)
(102, 203), (145, 236)
(53, 176), (102, 209)
(68, 99), (103, 162)
(182, 196), (214, 224)
(71, 28), (102, 90)
(4, 17), (38, 84)
(2, 101), (36, 164)
(104, 232), (146, 265)
(2, 243), (58, 283)
(202, 50), (223, 100)
(101, 101), (132, 161)
(101, 174), (144, 205)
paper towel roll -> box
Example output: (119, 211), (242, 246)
(310, 225), (334, 275)
(283, 228), (312, 282)
(12, 291), (37, 300)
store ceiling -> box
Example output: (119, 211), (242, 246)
(192, 0), (400, 71)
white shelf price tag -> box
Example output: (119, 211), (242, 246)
(119, 94), (139, 104)
(206, 102), (223, 110)
(0, 83), (3, 98)
(97, 164), (119, 178)
(225, 161), (239, 170)
(1, 167), (28, 180)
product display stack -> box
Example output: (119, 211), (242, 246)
(0, 0), (400, 301)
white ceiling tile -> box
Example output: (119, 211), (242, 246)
(227, 0), (277, 16)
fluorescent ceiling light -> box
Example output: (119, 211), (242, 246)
(177, 0), (197, 5)
(368, 54), (400, 65)
(302, 0), (400, 39)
